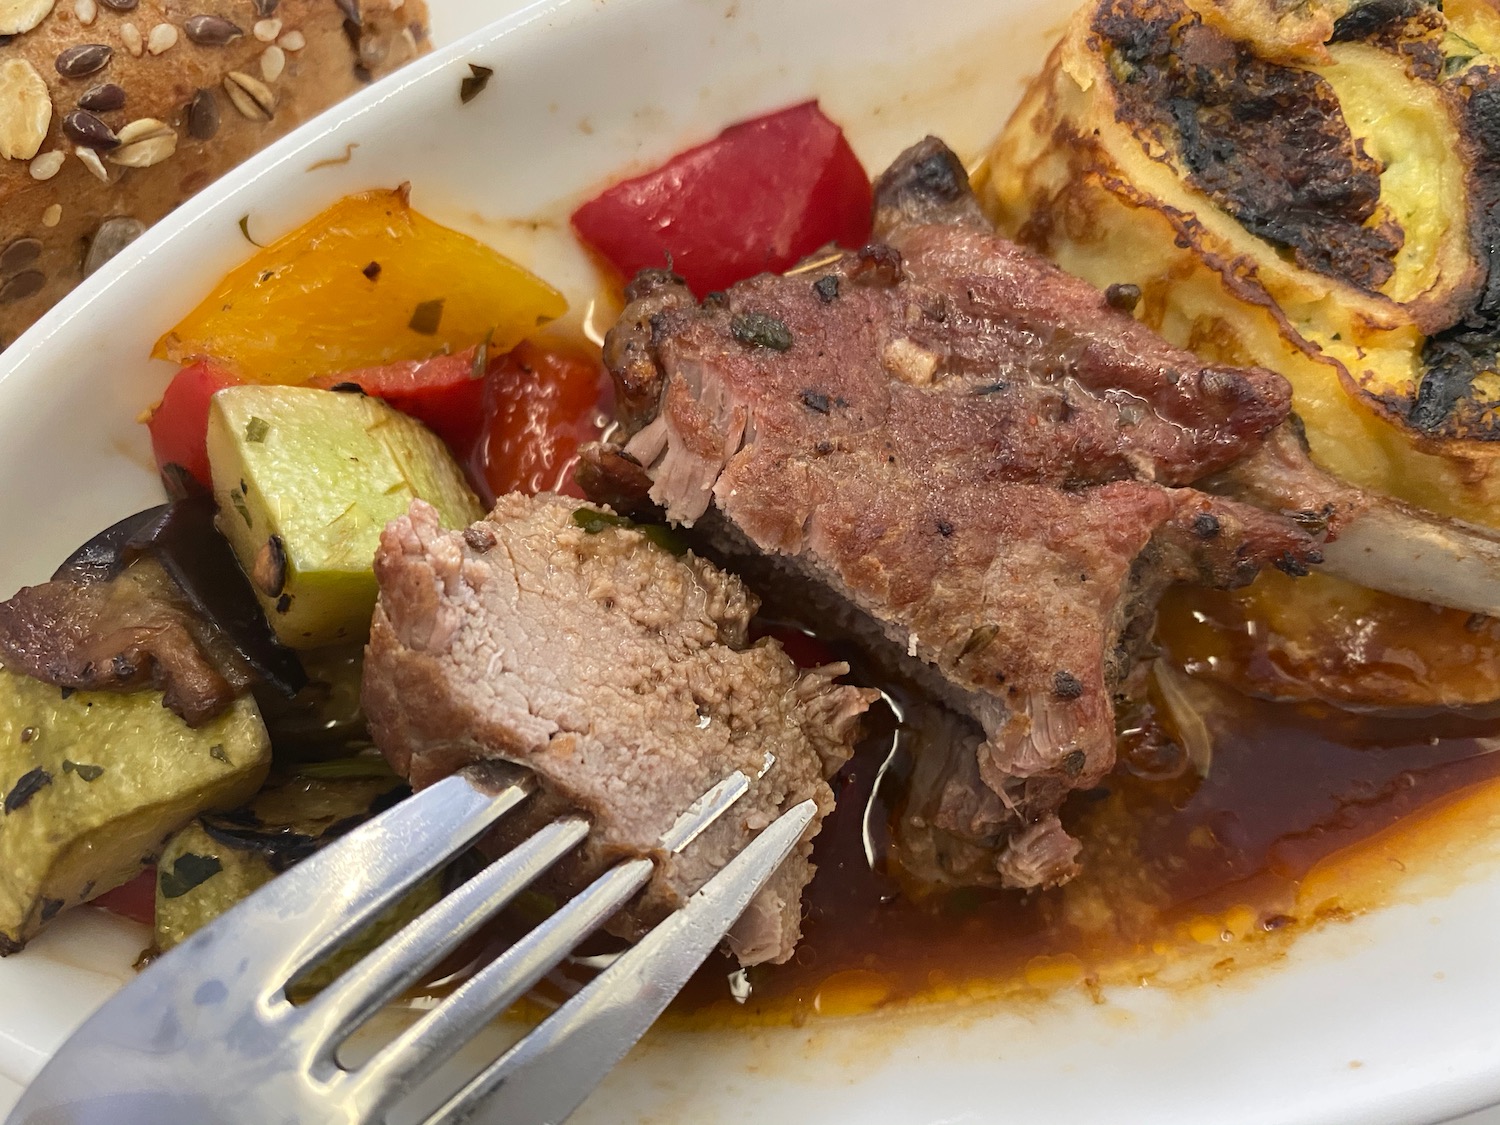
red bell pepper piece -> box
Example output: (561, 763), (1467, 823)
(88, 867), (157, 926)
(469, 341), (611, 504)
(310, 347), (488, 454)
(571, 100), (873, 296)
(147, 360), (241, 495)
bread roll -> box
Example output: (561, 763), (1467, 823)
(981, 0), (1500, 530)
(0, 0), (429, 345)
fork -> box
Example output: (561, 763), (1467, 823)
(5, 762), (814, 1125)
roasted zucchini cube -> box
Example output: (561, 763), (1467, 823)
(155, 769), (440, 994)
(0, 664), (270, 952)
(206, 385), (484, 649)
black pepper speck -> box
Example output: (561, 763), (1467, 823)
(1053, 670), (1084, 700)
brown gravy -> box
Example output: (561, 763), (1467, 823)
(665, 590), (1500, 1024)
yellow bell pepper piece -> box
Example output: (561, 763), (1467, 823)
(155, 187), (567, 384)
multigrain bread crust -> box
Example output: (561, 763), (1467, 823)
(0, 0), (428, 344)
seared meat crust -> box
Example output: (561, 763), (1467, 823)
(584, 138), (1321, 888)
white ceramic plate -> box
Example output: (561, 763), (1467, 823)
(4, 1), (1500, 1121)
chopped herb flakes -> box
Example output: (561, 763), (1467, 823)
(209, 744), (231, 765)
(244, 416), (270, 443)
(813, 275), (840, 303)
(800, 390), (831, 414)
(237, 215), (264, 247)
(730, 312), (793, 351)
(471, 327), (495, 380)
(641, 525), (689, 556)
(409, 298), (445, 335)
(5, 767), (52, 813)
(230, 491), (253, 528)
(296, 756), (400, 781)
(959, 624), (999, 659)
(571, 508), (688, 555)
(572, 508), (631, 534)
(362, 260), (382, 281)
(159, 852), (223, 899)
(460, 62), (494, 104)
(62, 760), (105, 782)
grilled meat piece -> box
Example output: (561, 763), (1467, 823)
(362, 495), (875, 966)
(582, 137), (1322, 889)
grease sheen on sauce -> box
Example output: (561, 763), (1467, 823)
(669, 597), (1500, 1023)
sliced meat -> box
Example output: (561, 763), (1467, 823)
(362, 495), (876, 965)
(581, 137), (1323, 890)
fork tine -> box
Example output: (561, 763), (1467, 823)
(345, 858), (656, 1122)
(305, 815), (593, 1057)
(188, 765), (533, 993)
(427, 798), (818, 1125)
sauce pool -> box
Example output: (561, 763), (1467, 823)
(668, 607), (1500, 1024)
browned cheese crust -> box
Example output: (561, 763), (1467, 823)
(362, 495), (876, 966)
(0, 0), (429, 344)
(584, 139), (1323, 889)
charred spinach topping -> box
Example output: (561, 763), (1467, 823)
(61, 759), (104, 781)
(159, 852), (223, 899)
(4, 766), (51, 813)
(1095, 0), (1403, 292)
(730, 312), (794, 351)
(1331, 0), (1430, 43)
(1406, 327), (1500, 440)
